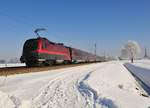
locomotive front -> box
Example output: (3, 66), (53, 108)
(20, 37), (72, 67)
(20, 38), (41, 66)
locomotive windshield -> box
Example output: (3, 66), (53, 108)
(23, 39), (38, 52)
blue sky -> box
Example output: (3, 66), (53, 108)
(0, 0), (150, 60)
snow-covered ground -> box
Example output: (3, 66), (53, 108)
(132, 59), (150, 69)
(0, 61), (150, 108)
(0, 63), (25, 68)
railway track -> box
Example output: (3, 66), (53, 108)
(0, 63), (94, 76)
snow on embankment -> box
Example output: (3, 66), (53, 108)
(0, 61), (150, 108)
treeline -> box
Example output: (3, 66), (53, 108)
(0, 58), (20, 64)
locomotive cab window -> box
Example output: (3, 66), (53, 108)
(42, 40), (47, 49)
(24, 40), (38, 51)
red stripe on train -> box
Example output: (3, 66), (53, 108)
(33, 49), (71, 60)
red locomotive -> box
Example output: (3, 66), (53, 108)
(20, 29), (103, 66)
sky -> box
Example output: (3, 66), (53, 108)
(0, 0), (150, 60)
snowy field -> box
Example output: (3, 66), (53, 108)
(0, 63), (25, 68)
(0, 61), (150, 108)
(131, 59), (150, 69)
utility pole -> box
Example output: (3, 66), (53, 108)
(94, 43), (97, 61)
(103, 51), (106, 61)
(144, 47), (148, 58)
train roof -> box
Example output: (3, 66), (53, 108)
(26, 37), (57, 45)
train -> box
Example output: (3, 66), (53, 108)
(20, 37), (104, 67)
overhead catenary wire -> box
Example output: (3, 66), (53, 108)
(0, 9), (36, 29)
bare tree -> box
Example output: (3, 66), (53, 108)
(121, 41), (141, 63)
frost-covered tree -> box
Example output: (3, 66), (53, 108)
(120, 47), (129, 59)
(121, 41), (141, 63)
